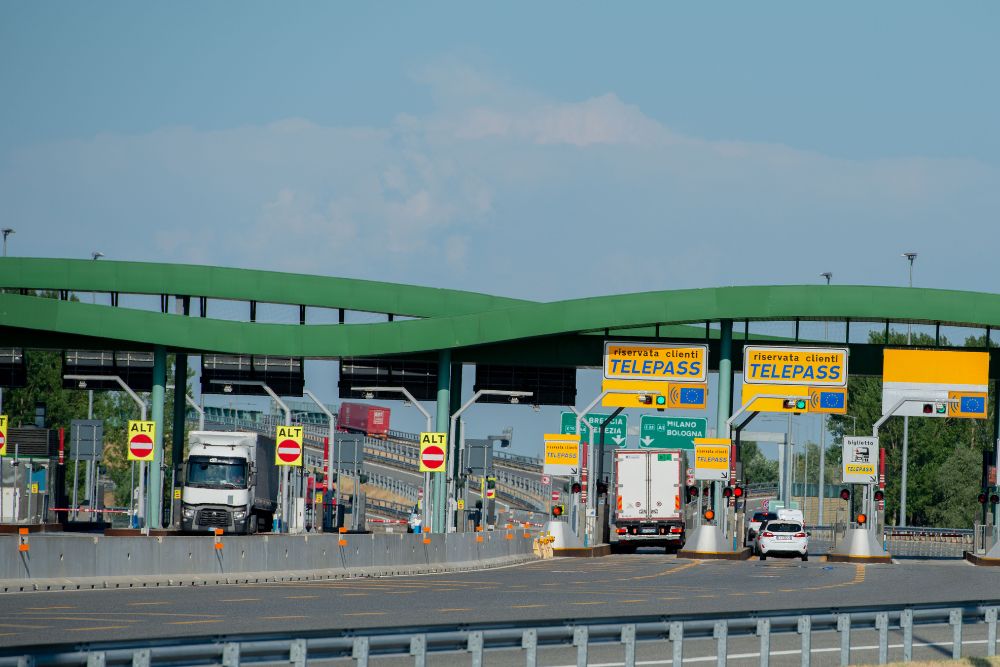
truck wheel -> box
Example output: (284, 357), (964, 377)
(247, 515), (258, 535)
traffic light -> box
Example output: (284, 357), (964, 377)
(782, 398), (808, 413)
(722, 486), (733, 498)
(979, 493), (989, 504)
(638, 394), (667, 408)
(486, 477), (496, 490)
(733, 486), (744, 498)
(992, 494), (1000, 505)
(596, 481), (608, 495)
(551, 504), (565, 518)
(571, 482), (582, 494)
(840, 489), (851, 501)
(704, 509), (715, 521)
(873, 490), (884, 502)
(856, 513), (867, 525)
(686, 485), (699, 500)
(638, 394), (652, 405)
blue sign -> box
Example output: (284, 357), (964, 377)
(678, 387), (705, 406)
(819, 391), (846, 410)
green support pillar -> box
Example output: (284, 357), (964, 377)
(992, 383), (1000, 527)
(433, 349), (452, 533)
(449, 364), (463, 523)
(149, 346), (167, 530)
(170, 353), (188, 528)
(715, 320), (734, 518)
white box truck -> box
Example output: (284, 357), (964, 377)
(610, 448), (686, 553)
(180, 431), (279, 534)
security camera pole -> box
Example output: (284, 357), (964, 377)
(447, 390), (532, 532)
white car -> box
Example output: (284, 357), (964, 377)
(756, 520), (809, 561)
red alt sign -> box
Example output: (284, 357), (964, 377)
(127, 420), (156, 462)
(277, 439), (302, 464)
(421, 445), (446, 470)
(551, 490), (560, 502)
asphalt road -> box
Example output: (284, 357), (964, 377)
(1, 552), (998, 655)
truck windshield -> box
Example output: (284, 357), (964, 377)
(186, 456), (248, 489)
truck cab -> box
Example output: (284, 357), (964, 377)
(180, 432), (276, 534)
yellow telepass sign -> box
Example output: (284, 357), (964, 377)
(883, 349), (988, 385)
(0, 414), (7, 456)
(604, 342), (707, 383)
(693, 438), (731, 481)
(743, 346), (848, 386)
(543, 435), (579, 476)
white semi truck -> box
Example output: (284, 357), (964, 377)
(180, 431), (279, 534)
(610, 448), (687, 553)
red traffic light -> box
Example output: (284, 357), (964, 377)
(686, 485), (699, 498)
(991, 494), (1000, 505)
(551, 505), (564, 517)
(722, 486), (733, 498)
(571, 483), (582, 494)
(873, 490), (884, 502)
(978, 493), (988, 504)
(922, 403), (934, 414)
(733, 486), (744, 498)
(840, 489), (850, 501)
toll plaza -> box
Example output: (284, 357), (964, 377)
(0, 258), (998, 566)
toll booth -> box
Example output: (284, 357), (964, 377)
(0, 427), (65, 526)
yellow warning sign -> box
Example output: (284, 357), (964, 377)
(275, 425), (304, 467)
(0, 414), (7, 456)
(419, 432), (448, 473)
(127, 420), (156, 462)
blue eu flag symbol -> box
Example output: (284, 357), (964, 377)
(960, 396), (985, 415)
(680, 388), (705, 405)
(820, 391), (845, 409)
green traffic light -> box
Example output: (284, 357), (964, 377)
(795, 399), (807, 410)
(655, 395), (666, 405)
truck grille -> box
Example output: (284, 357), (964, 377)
(197, 509), (230, 527)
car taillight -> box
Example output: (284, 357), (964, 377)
(670, 526), (682, 534)
(761, 531), (774, 538)
(616, 528), (627, 535)
(794, 532), (806, 538)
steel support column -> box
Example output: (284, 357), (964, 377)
(715, 320), (733, 518)
(170, 353), (188, 528)
(148, 345), (167, 530)
(433, 349), (451, 533)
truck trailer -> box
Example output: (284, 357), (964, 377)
(180, 431), (280, 534)
(337, 402), (391, 437)
(610, 448), (687, 553)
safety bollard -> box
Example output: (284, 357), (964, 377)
(522, 522), (531, 539)
(339, 526), (348, 547)
(475, 525), (483, 543)
(505, 523), (513, 541)
(422, 525), (431, 545)
(214, 528), (223, 551)
(18, 527), (29, 553)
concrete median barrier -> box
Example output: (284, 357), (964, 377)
(0, 531), (536, 592)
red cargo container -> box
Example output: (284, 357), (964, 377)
(337, 402), (391, 437)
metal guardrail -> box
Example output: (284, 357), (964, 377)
(4, 600), (997, 666)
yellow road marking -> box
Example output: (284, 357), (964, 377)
(221, 598), (260, 602)
(438, 608), (472, 612)
(342, 593), (368, 597)
(168, 620), (224, 626)
(512, 604), (546, 609)
(25, 606), (75, 610)
(128, 602), (170, 606)
(0, 623), (50, 629)
(621, 600), (647, 603)
(69, 626), (127, 632)
(284, 595), (320, 600)
(570, 602), (603, 606)
(261, 615), (307, 620)
(344, 612), (387, 617)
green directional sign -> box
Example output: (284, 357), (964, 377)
(560, 411), (629, 448)
(639, 415), (707, 449)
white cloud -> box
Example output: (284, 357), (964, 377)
(2, 62), (998, 296)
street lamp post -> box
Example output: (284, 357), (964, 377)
(447, 390), (532, 532)
(900, 252), (917, 527)
(352, 386), (433, 530)
(818, 272), (832, 524)
(1, 228), (14, 257)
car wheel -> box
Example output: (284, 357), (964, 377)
(801, 554), (808, 562)
(760, 553), (766, 560)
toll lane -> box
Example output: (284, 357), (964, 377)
(0, 554), (998, 649)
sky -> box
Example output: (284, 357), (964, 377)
(2, 3), (998, 458)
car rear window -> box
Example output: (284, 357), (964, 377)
(764, 522), (802, 533)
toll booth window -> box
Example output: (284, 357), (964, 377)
(186, 456), (248, 488)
